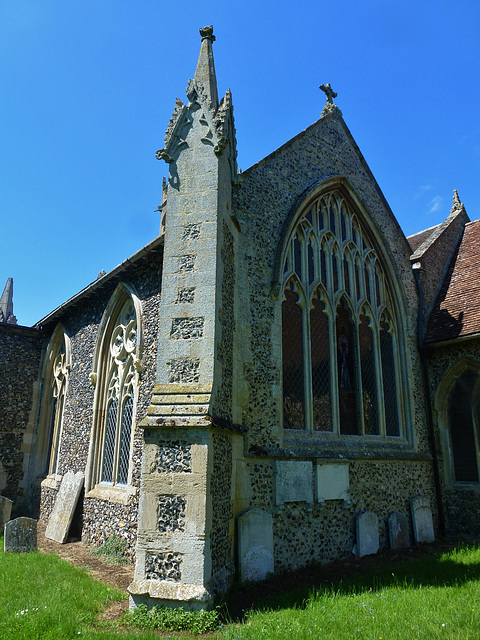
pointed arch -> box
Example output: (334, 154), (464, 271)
(86, 283), (142, 492)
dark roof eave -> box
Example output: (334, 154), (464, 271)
(34, 234), (164, 329)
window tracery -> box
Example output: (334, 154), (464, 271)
(281, 189), (402, 437)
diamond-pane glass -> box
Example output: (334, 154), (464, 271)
(47, 398), (58, 474)
(380, 319), (400, 436)
(336, 304), (358, 435)
(310, 297), (331, 431)
(449, 371), (479, 482)
(101, 399), (118, 482)
(282, 289), (304, 429)
(118, 396), (133, 485)
(359, 314), (378, 434)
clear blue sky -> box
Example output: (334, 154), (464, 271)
(1, 1), (479, 327)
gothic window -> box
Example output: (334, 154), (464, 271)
(89, 288), (142, 490)
(281, 189), (404, 437)
(448, 370), (480, 483)
(40, 325), (70, 476)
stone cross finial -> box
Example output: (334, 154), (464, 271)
(320, 83), (337, 104)
(199, 25), (215, 42)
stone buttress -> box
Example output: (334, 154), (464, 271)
(129, 26), (240, 610)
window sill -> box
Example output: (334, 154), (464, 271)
(85, 484), (137, 505)
(41, 475), (62, 490)
(449, 482), (480, 492)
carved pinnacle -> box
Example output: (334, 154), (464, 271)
(199, 25), (215, 42)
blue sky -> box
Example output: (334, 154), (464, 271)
(1, 0), (479, 327)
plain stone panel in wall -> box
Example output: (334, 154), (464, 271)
(316, 462), (350, 502)
(275, 461), (313, 505)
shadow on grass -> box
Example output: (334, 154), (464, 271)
(222, 543), (480, 622)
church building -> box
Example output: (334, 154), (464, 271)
(1, 26), (479, 610)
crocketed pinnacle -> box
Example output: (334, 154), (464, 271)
(194, 25), (218, 110)
(0, 277), (16, 324)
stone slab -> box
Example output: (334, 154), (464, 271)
(238, 508), (274, 582)
(45, 471), (84, 543)
(0, 495), (13, 531)
(356, 511), (379, 557)
(4, 517), (37, 553)
(411, 496), (435, 543)
(275, 460), (313, 505)
(388, 511), (410, 550)
(316, 462), (350, 502)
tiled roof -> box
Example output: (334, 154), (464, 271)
(425, 220), (480, 343)
(407, 225), (440, 252)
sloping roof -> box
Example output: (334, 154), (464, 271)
(425, 219), (480, 343)
(407, 224), (440, 252)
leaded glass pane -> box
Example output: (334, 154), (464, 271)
(118, 396), (133, 485)
(46, 398), (58, 474)
(329, 203), (336, 235)
(332, 251), (339, 293)
(311, 297), (331, 431)
(294, 236), (302, 280)
(102, 399), (118, 482)
(320, 248), (327, 285)
(336, 304), (358, 435)
(449, 372), (479, 482)
(282, 289), (305, 429)
(359, 314), (378, 434)
(343, 258), (350, 296)
(380, 319), (400, 436)
(341, 209), (347, 242)
(307, 241), (315, 286)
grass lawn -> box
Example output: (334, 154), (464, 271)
(2, 536), (480, 639)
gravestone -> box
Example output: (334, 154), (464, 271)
(238, 508), (274, 582)
(4, 517), (37, 552)
(0, 495), (13, 531)
(411, 496), (435, 543)
(388, 511), (410, 550)
(275, 461), (313, 505)
(45, 471), (84, 543)
(356, 511), (379, 557)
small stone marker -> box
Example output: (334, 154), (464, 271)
(316, 462), (350, 502)
(411, 496), (435, 543)
(4, 517), (37, 553)
(275, 460), (313, 505)
(356, 511), (379, 557)
(45, 471), (84, 543)
(238, 508), (274, 582)
(0, 495), (13, 531)
(388, 511), (410, 550)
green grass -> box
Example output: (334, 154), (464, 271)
(2, 536), (480, 639)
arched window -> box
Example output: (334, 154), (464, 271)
(40, 325), (70, 476)
(88, 287), (142, 490)
(281, 188), (404, 437)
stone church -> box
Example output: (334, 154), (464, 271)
(1, 26), (480, 609)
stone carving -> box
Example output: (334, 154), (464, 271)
(4, 517), (37, 553)
(320, 82), (337, 104)
(145, 552), (182, 581)
(0, 495), (13, 530)
(275, 460), (313, 505)
(158, 496), (186, 532)
(45, 471), (84, 543)
(411, 496), (435, 543)
(238, 508), (274, 582)
(155, 148), (174, 163)
(175, 287), (196, 304)
(199, 25), (215, 42)
(388, 511), (410, 550)
(170, 317), (204, 340)
(153, 442), (192, 473)
(356, 511), (379, 557)
(164, 97), (186, 148)
(166, 358), (200, 383)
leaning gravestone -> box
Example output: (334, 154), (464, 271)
(4, 517), (37, 553)
(45, 471), (84, 543)
(0, 495), (13, 531)
(356, 511), (379, 557)
(388, 511), (410, 550)
(238, 508), (274, 582)
(411, 496), (435, 543)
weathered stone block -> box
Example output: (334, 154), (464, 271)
(275, 461), (313, 505)
(4, 517), (37, 553)
(411, 496), (435, 543)
(356, 511), (379, 557)
(388, 511), (410, 550)
(0, 495), (13, 531)
(238, 508), (274, 582)
(45, 471), (84, 543)
(316, 462), (350, 502)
